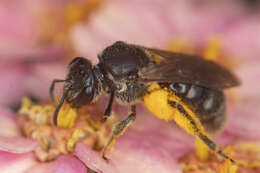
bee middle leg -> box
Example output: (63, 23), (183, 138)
(102, 105), (136, 160)
(101, 91), (115, 122)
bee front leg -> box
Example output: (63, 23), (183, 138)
(101, 91), (115, 122)
(50, 79), (67, 104)
(102, 105), (136, 160)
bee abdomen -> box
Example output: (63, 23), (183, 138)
(162, 83), (226, 133)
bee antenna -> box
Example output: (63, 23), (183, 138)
(50, 79), (70, 104)
(53, 90), (69, 126)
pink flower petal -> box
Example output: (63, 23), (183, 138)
(76, 141), (182, 173)
(24, 62), (67, 100)
(215, 130), (238, 145)
(222, 18), (260, 60)
(0, 63), (28, 106)
(75, 108), (189, 173)
(226, 98), (260, 140)
(234, 61), (260, 98)
(75, 143), (116, 173)
(0, 1), (66, 61)
(24, 155), (87, 173)
(0, 151), (37, 173)
(0, 136), (37, 153)
(0, 106), (20, 137)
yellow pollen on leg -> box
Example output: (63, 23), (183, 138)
(195, 138), (210, 162)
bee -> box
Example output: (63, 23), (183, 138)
(50, 41), (240, 162)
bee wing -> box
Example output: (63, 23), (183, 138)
(135, 46), (240, 89)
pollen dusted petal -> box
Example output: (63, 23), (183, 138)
(0, 136), (37, 153)
(24, 155), (87, 173)
(0, 151), (37, 173)
(18, 98), (112, 162)
(180, 142), (260, 173)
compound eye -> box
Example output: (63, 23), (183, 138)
(169, 83), (188, 94)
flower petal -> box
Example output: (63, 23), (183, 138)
(75, 143), (116, 173)
(0, 1), (66, 61)
(0, 106), (20, 137)
(75, 108), (190, 173)
(226, 98), (260, 140)
(0, 63), (28, 106)
(0, 151), (37, 173)
(111, 132), (185, 173)
(76, 141), (183, 173)
(23, 62), (66, 100)
(24, 155), (87, 173)
(234, 61), (260, 98)
(0, 136), (37, 153)
(222, 18), (260, 60)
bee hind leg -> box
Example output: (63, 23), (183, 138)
(168, 100), (235, 164)
(102, 105), (136, 160)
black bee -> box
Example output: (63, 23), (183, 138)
(50, 41), (240, 162)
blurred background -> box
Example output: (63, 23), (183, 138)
(0, 0), (259, 109)
(1, 1), (260, 172)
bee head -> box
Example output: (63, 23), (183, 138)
(53, 57), (98, 125)
(65, 57), (97, 107)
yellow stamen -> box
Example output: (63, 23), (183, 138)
(18, 98), (113, 162)
(65, 4), (86, 26)
(167, 39), (193, 54)
(203, 36), (221, 62)
(67, 129), (85, 152)
(181, 163), (198, 173)
(219, 160), (238, 173)
(57, 104), (77, 128)
(19, 97), (33, 115)
(65, 0), (101, 26)
(239, 142), (260, 152)
(219, 146), (238, 173)
(30, 105), (49, 124)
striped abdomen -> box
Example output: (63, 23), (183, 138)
(160, 83), (226, 133)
